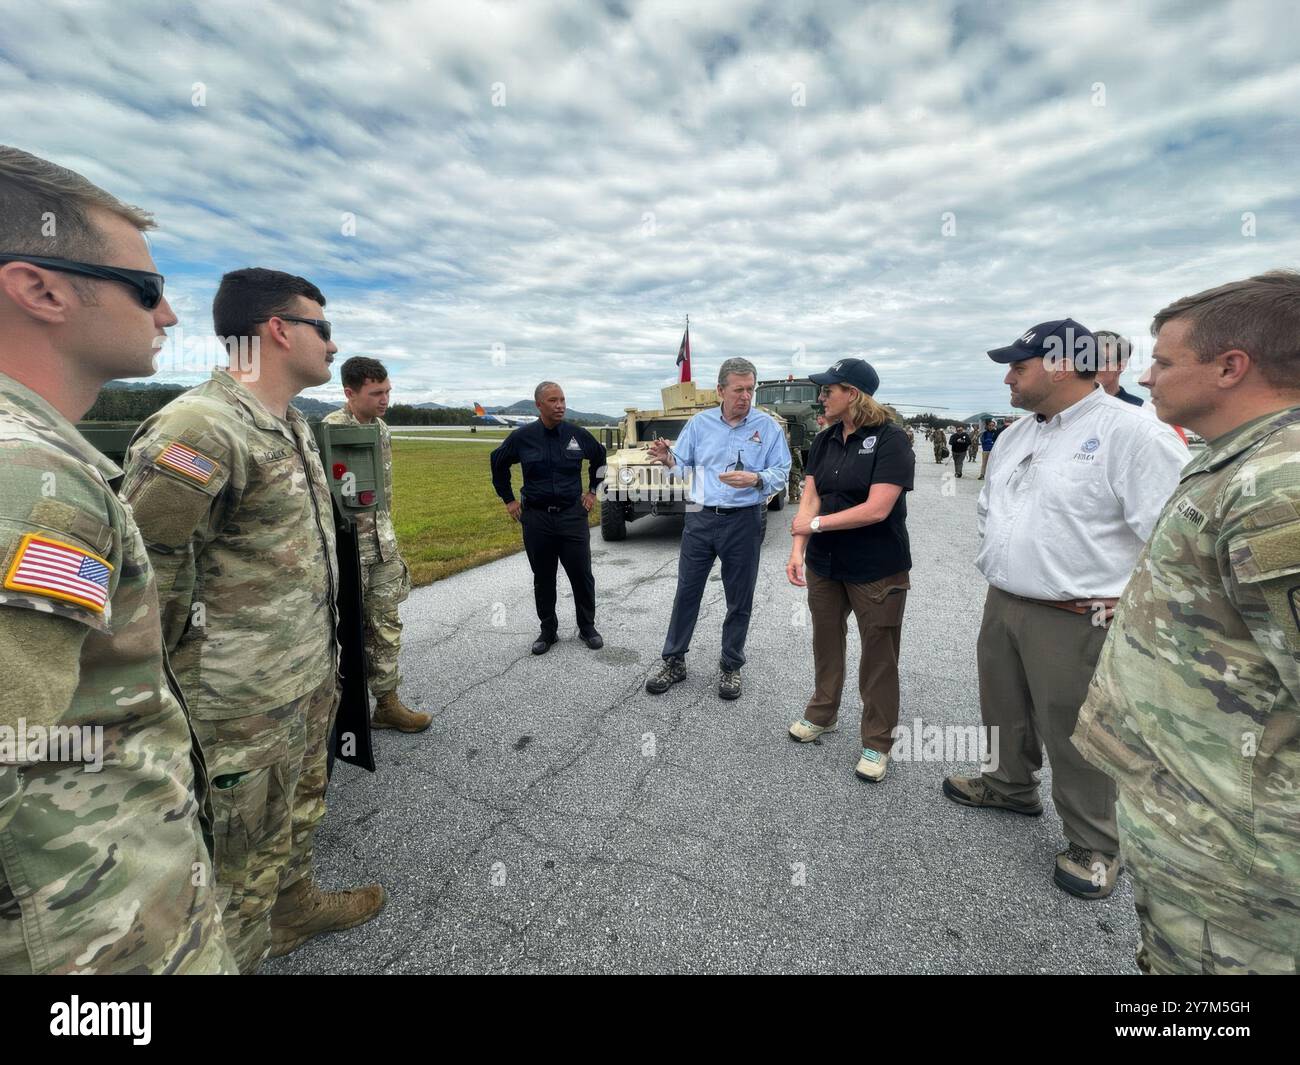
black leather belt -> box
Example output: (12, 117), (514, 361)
(700, 503), (759, 514)
(524, 499), (577, 512)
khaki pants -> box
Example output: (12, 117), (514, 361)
(1134, 882), (1297, 975)
(193, 674), (338, 974)
(803, 568), (909, 752)
(976, 586), (1117, 853)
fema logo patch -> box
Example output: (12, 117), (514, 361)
(1080, 436), (1101, 453)
(749, 430), (761, 443)
(859, 436), (877, 454)
(565, 437), (581, 452)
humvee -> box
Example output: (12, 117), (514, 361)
(597, 380), (790, 542)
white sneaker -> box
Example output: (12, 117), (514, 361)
(855, 747), (888, 782)
(788, 717), (838, 743)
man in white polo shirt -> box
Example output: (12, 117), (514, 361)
(942, 318), (1188, 899)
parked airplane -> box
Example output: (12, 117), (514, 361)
(474, 402), (538, 427)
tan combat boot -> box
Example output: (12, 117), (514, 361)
(268, 878), (387, 959)
(372, 690), (432, 733)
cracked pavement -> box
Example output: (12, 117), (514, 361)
(263, 446), (1142, 974)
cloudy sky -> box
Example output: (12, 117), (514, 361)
(5, 0), (1298, 416)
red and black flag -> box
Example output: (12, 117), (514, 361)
(676, 323), (691, 382)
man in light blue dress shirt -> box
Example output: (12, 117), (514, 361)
(644, 357), (791, 700)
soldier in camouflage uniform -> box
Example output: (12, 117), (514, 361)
(0, 146), (233, 973)
(322, 357), (430, 732)
(1074, 271), (1300, 974)
(122, 268), (385, 973)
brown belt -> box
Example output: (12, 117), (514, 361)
(1013, 594), (1118, 616)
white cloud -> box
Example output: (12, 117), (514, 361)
(4, 0), (1298, 417)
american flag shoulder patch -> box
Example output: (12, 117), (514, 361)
(155, 440), (218, 485)
(4, 532), (114, 613)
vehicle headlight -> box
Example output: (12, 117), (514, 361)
(618, 467), (636, 484)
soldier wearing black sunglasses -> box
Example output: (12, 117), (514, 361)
(122, 266), (385, 971)
(0, 144), (234, 974)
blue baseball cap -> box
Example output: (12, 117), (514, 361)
(809, 358), (880, 396)
(987, 318), (1096, 365)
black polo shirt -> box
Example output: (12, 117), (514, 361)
(804, 421), (913, 583)
(490, 419), (606, 508)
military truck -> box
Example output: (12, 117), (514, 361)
(754, 376), (822, 467)
(76, 419), (384, 776)
(597, 380), (790, 542)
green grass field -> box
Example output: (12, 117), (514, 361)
(390, 433), (599, 586)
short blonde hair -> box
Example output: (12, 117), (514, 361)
(845, 387), (891, 429)
(0, 144), (154, 259)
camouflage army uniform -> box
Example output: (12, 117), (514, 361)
(0, 373), (233, 974)
(1074, 406), (1300, 974)
(121, 369), (340, 974)
(321, 407), (409, 696)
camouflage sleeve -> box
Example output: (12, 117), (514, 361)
(121, 418), (235, 652)
(1222, 479), (1300, 704)
(0, 482), (119, 728)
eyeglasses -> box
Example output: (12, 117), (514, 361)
(0, 254), (165, 309)
(254, 314), (332, 341)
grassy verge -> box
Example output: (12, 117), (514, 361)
(391, 437), (598, 586)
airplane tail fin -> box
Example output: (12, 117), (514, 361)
(473, 402), (486, 416)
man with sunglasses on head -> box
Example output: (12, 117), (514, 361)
(0, 146), (233, 973)
(122, 267), (385, 973)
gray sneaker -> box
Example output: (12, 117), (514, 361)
(718, 669), (742, 700)
(646, 657), (687, 695)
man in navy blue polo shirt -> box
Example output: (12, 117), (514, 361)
(644, 357), (791, 700)
(490, 381), (607, 654)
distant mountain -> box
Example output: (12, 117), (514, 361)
(483, 399), (619, 424)
(292, 396), (342, 417)
(103, 379), (200, 390)
(412, 401), (450, 409)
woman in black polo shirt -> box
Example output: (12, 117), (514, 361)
(785, 358), (914, 782)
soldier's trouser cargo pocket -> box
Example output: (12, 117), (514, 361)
(193, 704), (305, 975)
(1133, 881), (1298, 975)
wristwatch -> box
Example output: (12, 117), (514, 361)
(810, 516), (821, 532)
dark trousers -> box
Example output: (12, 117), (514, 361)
(662, 505), (763, 671)
(521, 502), (595, 637)
(952, 449), (966, 475)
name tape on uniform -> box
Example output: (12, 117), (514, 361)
(4, 533), (113, 612)
(156, 441), (218, 486)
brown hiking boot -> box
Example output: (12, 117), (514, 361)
(1054, 844), (1121, 900)
(268, 878), (387, 959)
(372, 691), (432, 733)
(941, 774), (1043, 816)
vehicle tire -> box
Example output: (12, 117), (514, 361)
(600, 500), (627, 541)
(768, 485), (787, 511)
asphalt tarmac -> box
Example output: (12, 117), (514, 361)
(265, 442), (1142, 975)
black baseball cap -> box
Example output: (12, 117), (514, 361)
(987, 318), (1096, 365)
(809, 357), (880, 396)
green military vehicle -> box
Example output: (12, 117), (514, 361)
(755, 376), (824, 500)
(597, 380), (790, 542)
(76, 419), (384, 776)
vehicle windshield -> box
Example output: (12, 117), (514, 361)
(635, 419), (689, 441)
(756, 384), (817, 405)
